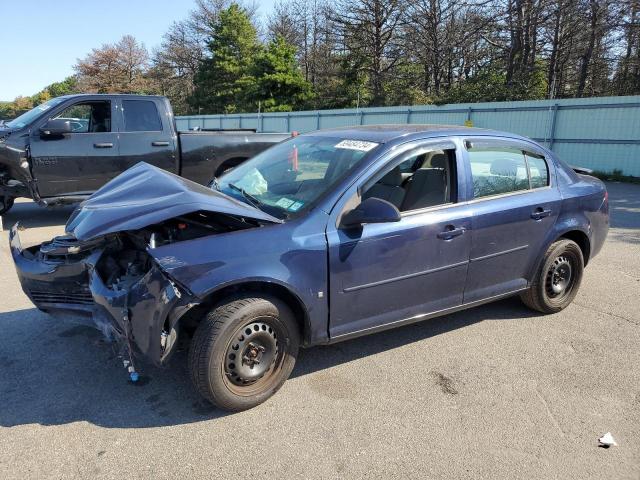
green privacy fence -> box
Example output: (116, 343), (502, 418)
(176, 96), (640, 177)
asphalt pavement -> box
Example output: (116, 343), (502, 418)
(0, 182), (638, 479)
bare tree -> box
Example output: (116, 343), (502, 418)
(75, 35), (151, 93)
(331, 0), (407, 105)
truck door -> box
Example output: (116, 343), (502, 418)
(116, 98), (176, 174)
(29, 100), (120, 197)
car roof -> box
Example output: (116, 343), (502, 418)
(57, 94), (166, 100)
(305, 124), (525, 144)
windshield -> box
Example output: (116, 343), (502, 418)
(5, 97), (67, 129)
(217, 136), (380, 219)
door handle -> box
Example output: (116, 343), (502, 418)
(437, 225), (465, 240)
(531, 207), (552, 220)
(152, 141), (170, 147)
(93, 142), (113, 148)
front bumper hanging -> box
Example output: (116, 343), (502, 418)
(9, 223), (195, 366)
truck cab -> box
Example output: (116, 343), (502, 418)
(0, 94), (287, 213)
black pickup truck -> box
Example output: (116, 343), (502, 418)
(0, 94), (289, 214)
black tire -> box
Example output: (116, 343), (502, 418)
(0, 195), (14, 215)
(188, 295), (300, 411)
(521, 239), (584, 314)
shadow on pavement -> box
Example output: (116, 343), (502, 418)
(1, 200), (75, 230)
(606, 181), (640, 230)
(0, 298), (539, 428)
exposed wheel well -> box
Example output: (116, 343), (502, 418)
(179, 281), (310, 345)
(214, 157), (248, 178)
(559, 230), (591, 265)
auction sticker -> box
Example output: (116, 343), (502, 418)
(334, 140), (379, 152)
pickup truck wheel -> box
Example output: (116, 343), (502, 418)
(0, 195), (15, 215)
(520, 239), (584, 314)
(188, 295), (300, 411)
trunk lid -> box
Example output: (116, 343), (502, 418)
(66, 162), (281, 240)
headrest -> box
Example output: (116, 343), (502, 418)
(414, 167), (446, 186)
(430, 154), (447, 169)
(379, 166), (403, 186)
(490, 158), (518, 176)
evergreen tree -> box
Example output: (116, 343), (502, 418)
(248, 36), (313, 112)
(189, 4), (259, 113)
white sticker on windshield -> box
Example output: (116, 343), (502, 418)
(276, 197), (295, 209)
(334, 140), (379, 152)
(288, 201), (304, 211)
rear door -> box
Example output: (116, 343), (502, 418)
(116, 98), (177, 175)
(326, 139), (472, 339)
(29, 99), (120, 197)
(462, 137), (561, 302)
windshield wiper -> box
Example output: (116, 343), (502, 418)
(228, 183), (263, 209)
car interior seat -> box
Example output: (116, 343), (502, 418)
(401, 167), (448, 211)
(399, 152), (449, 211)
(363, 166), (406, 208)
(90, 104), (110, 133)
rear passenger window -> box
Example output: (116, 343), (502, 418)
(526, 153), (549, 188)
(468, 148), (529, 198)
(122, 100), (162, 132)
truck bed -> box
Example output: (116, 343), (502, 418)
(178, 131), (290, 184)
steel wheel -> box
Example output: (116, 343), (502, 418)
(222, 319), (284, 396)
(521, 238), (584, 314)
(545, 254), (574, 299)
(189, 295), (300, 411)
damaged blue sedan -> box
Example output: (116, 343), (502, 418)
(10, 125), (609, 411)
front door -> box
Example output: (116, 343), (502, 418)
(30, 100), (119, 197)
(326, 140), (472, 339)
(462, 138), (562, 302)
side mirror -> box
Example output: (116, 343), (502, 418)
(40, 119), (73, 137)
(340, 197), (401, 228)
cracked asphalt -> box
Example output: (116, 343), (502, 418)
(0, 182), (638, 479)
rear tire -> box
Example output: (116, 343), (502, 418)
(0, 195), (14, 215)
(188, 295), (300, 411)
(521, 239), (584, 314)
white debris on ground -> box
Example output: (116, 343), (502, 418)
(598, 432), (618, 447)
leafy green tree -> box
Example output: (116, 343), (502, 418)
(45, 76), (79, 97)
(189, 3), (260, 113)
(248, 35), (313, 112)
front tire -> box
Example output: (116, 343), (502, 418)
(188, 295), (300, 411)
(521, 239), (584, 313)
(0, 194), (14, 215)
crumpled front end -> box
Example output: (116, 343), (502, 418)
(9, 163), (277, 367)
(10, 224), (195, 366)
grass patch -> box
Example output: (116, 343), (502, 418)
(591, 169), (640, 185)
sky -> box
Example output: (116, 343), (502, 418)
(0, 0), (276, 101)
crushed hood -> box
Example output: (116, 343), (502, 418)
(66, 162), (281, 240)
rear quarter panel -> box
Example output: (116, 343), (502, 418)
(542, 153), (608, 264)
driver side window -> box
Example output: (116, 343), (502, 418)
(54, 101), (111, 133)
(362, 148), (456, 212)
